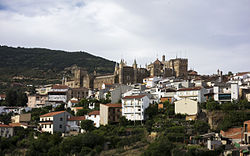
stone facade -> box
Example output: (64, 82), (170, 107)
(63, 59), (150, 90)
(147, 55), (188, 78)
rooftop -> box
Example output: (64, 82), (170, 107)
(0, 124), (12, 128)
(40, 111), (66, 117)
(122, 95), (146, 99)
(51, 85), (69, 89)
(104, 103), (122, 108)
(88, 110), (100, 116)
(178, 87), (202, 91)
(68, 116), (85, 121)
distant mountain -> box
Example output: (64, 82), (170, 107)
(0, 45), (115, 90)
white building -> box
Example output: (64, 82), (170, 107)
(176, 86), (206, 103)
(39, 111), (72, 134)
(122, 95), (150, 121)
(0, 124), (14, 138)
(67, 116), (85, 133)
(85, 110), (100, 127)
(213, 83), (239, 103)
(143, 76), (162, 88)
(175, 98), (198, 115)
(48, 85), (69, 103)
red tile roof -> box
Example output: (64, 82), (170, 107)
(68, 116), (85, 121)
(88, 110), (100, 116)
(123, 95), (146, 99)
(72, 107), (83, 110)
(178, 87), (202, 91)
(0, 94), (6, 98)
(9, 123), (28, 127)
(70, 100), (78, 103)
(0, 124), (12, 128)
(40, 111), (66, 117)
(244, 120), (250, 124)
(52, 85), (69, 89)
(220, 127), (242, 139)
(236, 72), (250, 76)
(104, 83), (113, 85)
(104, 103), (122, 108)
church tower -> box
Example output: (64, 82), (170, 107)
(133, 59), (138, 84)
(118, 59), (124, 84)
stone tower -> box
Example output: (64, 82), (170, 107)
(118, 59), (125, 84)
(133, 59), (138, 84)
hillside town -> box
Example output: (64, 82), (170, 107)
(1, 55), (250, 155)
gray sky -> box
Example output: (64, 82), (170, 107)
(0, 0), (249, 74)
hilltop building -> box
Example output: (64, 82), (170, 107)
(147, 55), (188, 78)
(63, 60), (149, 90)
(63, 56), (188, 89)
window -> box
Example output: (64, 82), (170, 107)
(49, 124), (51, 128)
(59, 125), (62, 128)
(60, 117), (63, 121)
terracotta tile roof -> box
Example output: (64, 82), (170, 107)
(220, 127), (242, 139)
(104, 103), (122, 108)
(188, 71), (198, 75)
(88, 110), (100, 116)
(236, 72), (250, 76)
(0, 124), (12, 128)
(52, 85), (69, 89)
(9, 123), (28, 127)
(104, 83), (113, 85)
(68, 116), (85, 121)
(123, 95), (146, 99)
(40, 111), (66, 117)
(0, 94), (6, 98)
(244, 120), (250, 124)
(72, 107), (83, 110)
(70, 100), (78, 103)
(178, 87), (202, 91)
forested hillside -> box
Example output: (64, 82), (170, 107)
(0, 45), (115, 91)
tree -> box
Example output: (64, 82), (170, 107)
(221, 102), (236, 111)
(5, 89), (17, 106)
(119, 116), (130, 126)
(163, 101), (174, 116)
(238, 99), (250, 109)
(194, 120), (210, 134)
(228, 71), (233, 76)
(5, 89), (27, 106)
(76, 108), (88, 116)
(54, 104), (65, 111)
(206, 100), (220, 111)
(81, 120), (95, 132)
(145, 104), (158, 119)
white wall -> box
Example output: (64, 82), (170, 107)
(85, 115), (100, 127)
(175, 98), (198, 115)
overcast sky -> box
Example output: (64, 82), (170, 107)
(0, 0), (249, 74)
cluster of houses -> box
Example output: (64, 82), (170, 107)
(1, 69), (250, 154)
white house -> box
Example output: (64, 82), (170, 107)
(0, 124), (14, 138)
(67, 98), (79, 108)
(122, 95), (150, 121)
(85, 110), (100, 127)
(67, 116), (85, 133)
(39, 111), (72, 134)
(175, 98), (198, 120)
(143, 76), (162, 88)
(48, 85), (69, 103)
(176, 86), (206, 103)
(213, 83), (239, 103)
